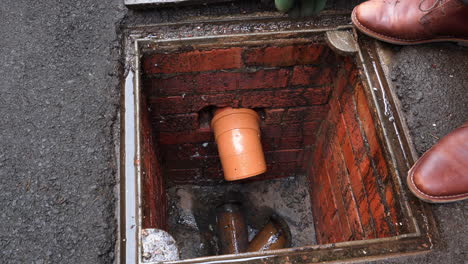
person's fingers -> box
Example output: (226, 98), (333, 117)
(275, 0), (296, 12)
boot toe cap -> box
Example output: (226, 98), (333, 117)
(352, 1), (405, 42)
(352, 1), (385, 34)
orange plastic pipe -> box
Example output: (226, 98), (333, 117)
(211, 107), (267, 181)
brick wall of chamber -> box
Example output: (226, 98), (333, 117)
(142, 44), (337, 184)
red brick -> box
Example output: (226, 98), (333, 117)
(141, 96), (167, 229)
(244, 44), (326, 67)
(161, 142), (218, 161)
(320, 47), (340, 65)
(344, 187), (365, 240)
(341, 133), (356, 172)
(303, 135), (317, 146)
(166, 168), (202, 184)
(283, 106), (329, 123)
(359, 205), (377, 239)
(240, 88), (329, 108)
(195, 72), (240, 94)
(279, 137), (303, 149)
(261, 125), (282, 138)
(335, 115), (347, 142)
(328, 212), (346, 243)
(141, 144), (165, 228)
(307, 160), (321, 182)
(369, 192), (392, 237)
(334, 72), (350, 100)
(159, 130), (213, 144)
(303, 121), (321, 136)
(331, 140), (349, 195)
(341, 97), (366, 160)
(366, 130), (380, 157)
(291, 66), (333, 86)
(362, 170), (378, 201)
(385, 184), (400, 234)
(311, 184), (332, 243)
(329, 140), (355, 241)
(264, 108), (285, 124)
(265, 149), (303, 163)
(346, 157), (377, 239)
(328, 96), (341, 120)
(374, 149), (390, 182)
(152, 93), (237, 115)
(281, 123), (302, 137)
(361, 164), (392, 238)
(310, 127), (325, 166)
(165, 156), (221, 170)
(164, 158), (201, 170)
(323, 164), (348, 242)
(338, 80), (353, 110)
(313, 165), (340, 243)
(349, 68), (360, 87)
(152, 72), (238, 96)
(355, 84), (380, 157)
(261, 137), (280, 151)
(155, 113), (198, 132)
(259, 162), (298, 180)
(150, 69), (290, 96)
(303, 87), (331, 105)
(343, 56), (355, 72)
(238, 69), (289, 90)
(335, 137), (365, 240)
(309, 160), (324, 189)
(143, 48), (243, 74)
(150, 75), (196, 96)
(302, 147), (313, 167)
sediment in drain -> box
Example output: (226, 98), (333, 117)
(166, 174), (315, 260)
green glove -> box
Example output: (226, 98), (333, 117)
(275, 0), (327, 17)
(275, 0), (295, 12)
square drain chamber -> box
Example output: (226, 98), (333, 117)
(122, 19), (435, 263)
(141, 42), (403, 246)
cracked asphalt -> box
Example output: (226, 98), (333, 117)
(0, 1), (466, 263)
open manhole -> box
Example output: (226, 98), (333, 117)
(120, 12), (436, 264)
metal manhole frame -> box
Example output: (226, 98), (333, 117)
(119, 13), (437, 264)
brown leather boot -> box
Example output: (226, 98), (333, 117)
(352, 0), (468, 45)
(407, 122), (468, 203)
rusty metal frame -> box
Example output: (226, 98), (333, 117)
(119, 13), (436, 264)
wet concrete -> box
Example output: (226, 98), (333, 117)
(166, 174), (316, 259)
(1, 0), (466, 263)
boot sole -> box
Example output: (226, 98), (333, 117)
(351, 9), (468, 46)
(407, 169), (468, 203)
